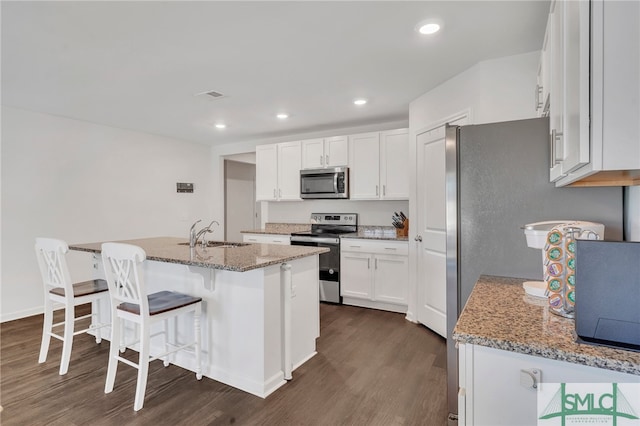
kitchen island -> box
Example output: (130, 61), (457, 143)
(453, 275), (640, 425)
(70, 237), (329, 398)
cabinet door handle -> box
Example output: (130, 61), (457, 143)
(555, 131), (563, 161)
(535, 84), (543, 110)
(376, 185), (379, 196)
(384, 247), (397, 251)
(326, 154), (329, 165)
(550, 129), (564, 167)
(367, 258), (370, 269)
(320, 155), (324, 166)
(279, 188), (282, 198)
(273, 188), (277, 198)
(374, 258), (378, 269)
(383, 185), (386, 196)
(550, 130), (555, 168)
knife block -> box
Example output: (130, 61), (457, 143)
(396, 218), (409, 238)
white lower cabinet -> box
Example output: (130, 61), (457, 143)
(458, 343), (639, 426)
(340, 239), (408, 313)
(242, 234), (290, 245)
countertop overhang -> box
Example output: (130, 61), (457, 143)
(70, 236), (329, 272)
(453, 275), (640, 376)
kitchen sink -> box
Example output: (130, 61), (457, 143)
(178, 241), (250, 248)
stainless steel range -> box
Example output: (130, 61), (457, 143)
(290, 213), (358, 304)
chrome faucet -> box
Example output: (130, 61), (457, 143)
(190, 219), (219, 248)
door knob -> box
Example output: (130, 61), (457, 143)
(414, 235), (422, 242)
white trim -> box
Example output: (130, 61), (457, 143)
(1, 306), (45, 323)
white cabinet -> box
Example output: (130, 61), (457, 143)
(458, 343), (639, 426)
(535, 13), (551, 117)
(242, 233), (290, 245)
(255, 141), (301, 201)
(547, 0), (640, 186)
(349, 132), (380, 199)
(547, 0), (590, 182)
(340, 239), (408, 313)
(301, 136), (348, 169)
(256, 144), (278, 201)
(348, 129), (409, 200)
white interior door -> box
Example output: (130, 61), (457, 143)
(416, 126), (447, 337)
(415, 115), (468, 337)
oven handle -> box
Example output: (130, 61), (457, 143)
(290, 236), (340, 245)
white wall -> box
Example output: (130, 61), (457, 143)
(410, 51), (539, 130)
(1, 107), (214, 321)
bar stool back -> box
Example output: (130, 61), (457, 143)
(101, 242), (203, 411)
(35, 237), (109, 375)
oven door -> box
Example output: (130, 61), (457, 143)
(290, 236), (341, 303)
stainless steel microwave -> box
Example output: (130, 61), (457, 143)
(300, 167), (349, 199)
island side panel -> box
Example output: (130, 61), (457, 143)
(189, 264), (285, 398)
(290, 254), (320, 369)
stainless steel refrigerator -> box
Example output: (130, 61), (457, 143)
(444, 118), (624, 425)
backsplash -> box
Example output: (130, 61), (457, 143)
(266, 199), (409, 227)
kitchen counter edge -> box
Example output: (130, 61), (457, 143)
(452, 275), (640, 376)
(69, 236), (329, 273)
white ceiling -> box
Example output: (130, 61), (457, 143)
(1, 1), (549, 146)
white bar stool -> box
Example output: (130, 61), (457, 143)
(35, 237), (109, 375)
(101, 242), (203, 411)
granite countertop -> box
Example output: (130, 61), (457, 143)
(453, 275), (640, 376)
(69, 236), (328, 273)
(241, 223), (311, 235)
(340, 226), (409, 242)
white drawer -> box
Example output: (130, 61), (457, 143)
(242, 234), (290, 245)
(340, 239), (408, 255)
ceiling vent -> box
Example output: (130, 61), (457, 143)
(195, 89), (226, 100)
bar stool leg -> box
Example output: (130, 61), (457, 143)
(59, 305), (75, 375)
(194, 305), (202, 380)
(105, 315), (121, 394)
(93, 299), (102, 344)
(163, 318), (170, 367)
(134, 323), (151, 411)
(39, 300), (54, 364)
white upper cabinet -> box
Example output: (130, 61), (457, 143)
(300, 138), (324, 169)
(349, 132), (380, 199)
(547, 0), (590, 182)
(255, 141), (301, 201)
(256, 144), (278, 201)
(546, 0), (640, 186)
(301, 136), (348, 169)
(278, 141), (302, 200)
(535, 13), (551, 117)
(349, 129), (409, 200)
(380, 129), (410, 199)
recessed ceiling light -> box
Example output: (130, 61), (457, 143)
(215, 123), (226, 129)
(418, 23), (440, 35)
(276, 113), (289, 119)
(416, 19), (443, 35)
(353, 99), (367, 106)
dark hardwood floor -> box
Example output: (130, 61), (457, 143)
(1, 303), (447, 425)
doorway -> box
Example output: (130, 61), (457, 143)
(224, 155), (259, 241)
